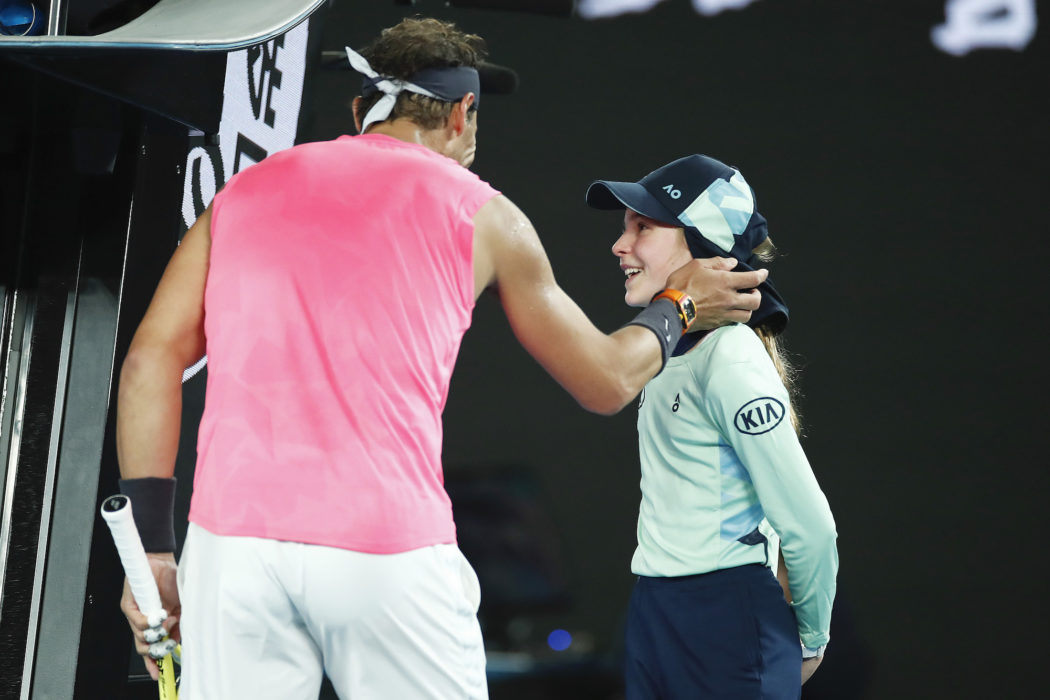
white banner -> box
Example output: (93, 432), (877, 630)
(181, 21), (309, 229)
(179, 20), (310, 382)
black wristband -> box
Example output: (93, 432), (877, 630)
(118, 477), (177, 553)
(624, 298), (679, 370)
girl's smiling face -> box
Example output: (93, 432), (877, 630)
(612, 209), (693, 307)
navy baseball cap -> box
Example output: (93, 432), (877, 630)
(586, 154), (788, 334)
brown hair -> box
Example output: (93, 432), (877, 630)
(751, 238), (802, 435)
(357, 18), (487, 130)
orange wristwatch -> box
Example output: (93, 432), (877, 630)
(651, 289), (697, 334)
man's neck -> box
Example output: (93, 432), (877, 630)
(364, 119), (448, 158)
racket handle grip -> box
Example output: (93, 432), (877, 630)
(101, 494), (167, 627)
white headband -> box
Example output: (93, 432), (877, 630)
(345, 46), (442, 133)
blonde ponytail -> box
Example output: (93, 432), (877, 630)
(753, 325), (801, 435)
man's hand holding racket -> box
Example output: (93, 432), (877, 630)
(120, 552), (180, 680)
(102, 494), (181, 698)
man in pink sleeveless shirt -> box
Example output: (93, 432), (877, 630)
(116, 18), (769, 699)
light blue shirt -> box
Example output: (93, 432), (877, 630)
(632, 323), (838, 649)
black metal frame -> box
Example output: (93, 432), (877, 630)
(7, 49), (227, 133)
(0, 61), (196, 699)
(0, 63), (86, 699)
(71, 112), (189, 699)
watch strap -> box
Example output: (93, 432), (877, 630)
(650, 289), (697, 333)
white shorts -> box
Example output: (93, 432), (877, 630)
(177, 523), (487, 699)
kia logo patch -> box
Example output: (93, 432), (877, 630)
(734, 397), (785, 435)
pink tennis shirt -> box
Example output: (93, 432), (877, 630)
(188, 134), (499, 553)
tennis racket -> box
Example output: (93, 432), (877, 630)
(101, 494), (180, 700)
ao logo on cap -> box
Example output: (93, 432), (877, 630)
(734, 397), (785, 435)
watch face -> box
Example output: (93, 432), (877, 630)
(654, 290), (696, 330)
(680, 297), (697, 329)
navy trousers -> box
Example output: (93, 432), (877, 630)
(625, 564), (801, 700)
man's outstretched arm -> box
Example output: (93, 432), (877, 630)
(472, 195), (766, 415)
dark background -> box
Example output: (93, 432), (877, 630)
(301, 1), (1045, 698)
(2, 0), (1040, 697)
